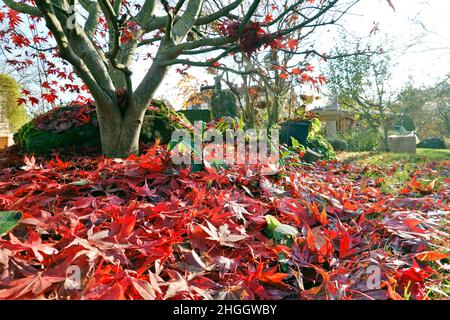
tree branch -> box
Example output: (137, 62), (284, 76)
(237, 0), (261, 36)
(172, 0), (204, 44)
(195, 0), (242, 25)
(162, 58), (253, 76)
(79, 0), (100, 38)
(3, 0), (43, 17)
(34, 0), (114, 109)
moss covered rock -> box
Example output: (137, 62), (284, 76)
(14, 100), (192, 154)
(141, 100), (193, 144)
(14, 103), (100, 154)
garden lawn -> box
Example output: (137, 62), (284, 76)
(338, 149), (449, 194)
(338, 148), (450, 164)
(0, 146), (448, 300)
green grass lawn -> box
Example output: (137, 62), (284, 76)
(338, 148), (450, 164)
(338, 148), (449, 194)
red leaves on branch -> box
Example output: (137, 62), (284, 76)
(42, 92), (57, 104)
(0, 8), (90, 109)
(239, 22), (268, 56)
(7, 9), (22, 28)
(287, 39), (298, 50)
(11, 33), (30, 47)
(264, 14), (274, 24)
(218, 20), (287, 56)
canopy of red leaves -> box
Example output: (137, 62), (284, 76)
(0, 146), (448, 300)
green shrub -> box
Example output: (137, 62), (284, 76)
(417, 138), (447, 149)
(306, 118), (336, 160)
(327, 138), (348, 152)
(339, 128), (382, 152)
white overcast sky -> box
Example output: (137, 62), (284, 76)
(338, 0), (450, 86)
(137, 0), (450, 109)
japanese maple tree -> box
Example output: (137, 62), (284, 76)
(2, 0), (354, 157)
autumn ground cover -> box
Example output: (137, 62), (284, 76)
(338, 149), (450, 194)
(0, 145), (448, 300)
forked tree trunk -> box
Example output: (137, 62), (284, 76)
(96, 101), (147, 158)
(95, 55), (170, 157)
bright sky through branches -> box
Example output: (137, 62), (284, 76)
(1, 0), (448, 109)
(144, 0), (450, 108)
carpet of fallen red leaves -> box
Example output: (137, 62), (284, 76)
(0, 145), (449, 300)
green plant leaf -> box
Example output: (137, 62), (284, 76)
(273, 223), (299, 239)
(0, 211), (22, 235)
(70, 179), (90, 186)
(265, 215), (282, 233)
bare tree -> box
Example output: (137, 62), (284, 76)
(325, 33), (398, 149)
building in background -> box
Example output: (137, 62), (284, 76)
(311, 96), (355, 138)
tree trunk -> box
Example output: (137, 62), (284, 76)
(243, 90), (254, 129)
(96, 101), (147, 158)
(380, 119), (389, 151)
(96, 48), (170, 158)
(268, 97), (281, 128)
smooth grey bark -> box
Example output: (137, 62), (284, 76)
(96, 100), (146, 157)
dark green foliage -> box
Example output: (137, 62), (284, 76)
(210, 91), (237, 119)
(327, 138), (348, 151)
(417, 138), (447, 149)
(14, 100), (191, 154)
(178, 109), (211, 124)
(396, 115), (416, 132)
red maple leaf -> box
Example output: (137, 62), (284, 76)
(264, 14), (274, 24)
(287, 38), (298, 50)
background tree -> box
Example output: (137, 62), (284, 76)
(217, 0), (358, 129)
(325, 33), (397, 149)
(394, 84), (429, 135)
(0, 73), (29, 132)
(396, 75), (450, 139)
(430, 75), (450, 137)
